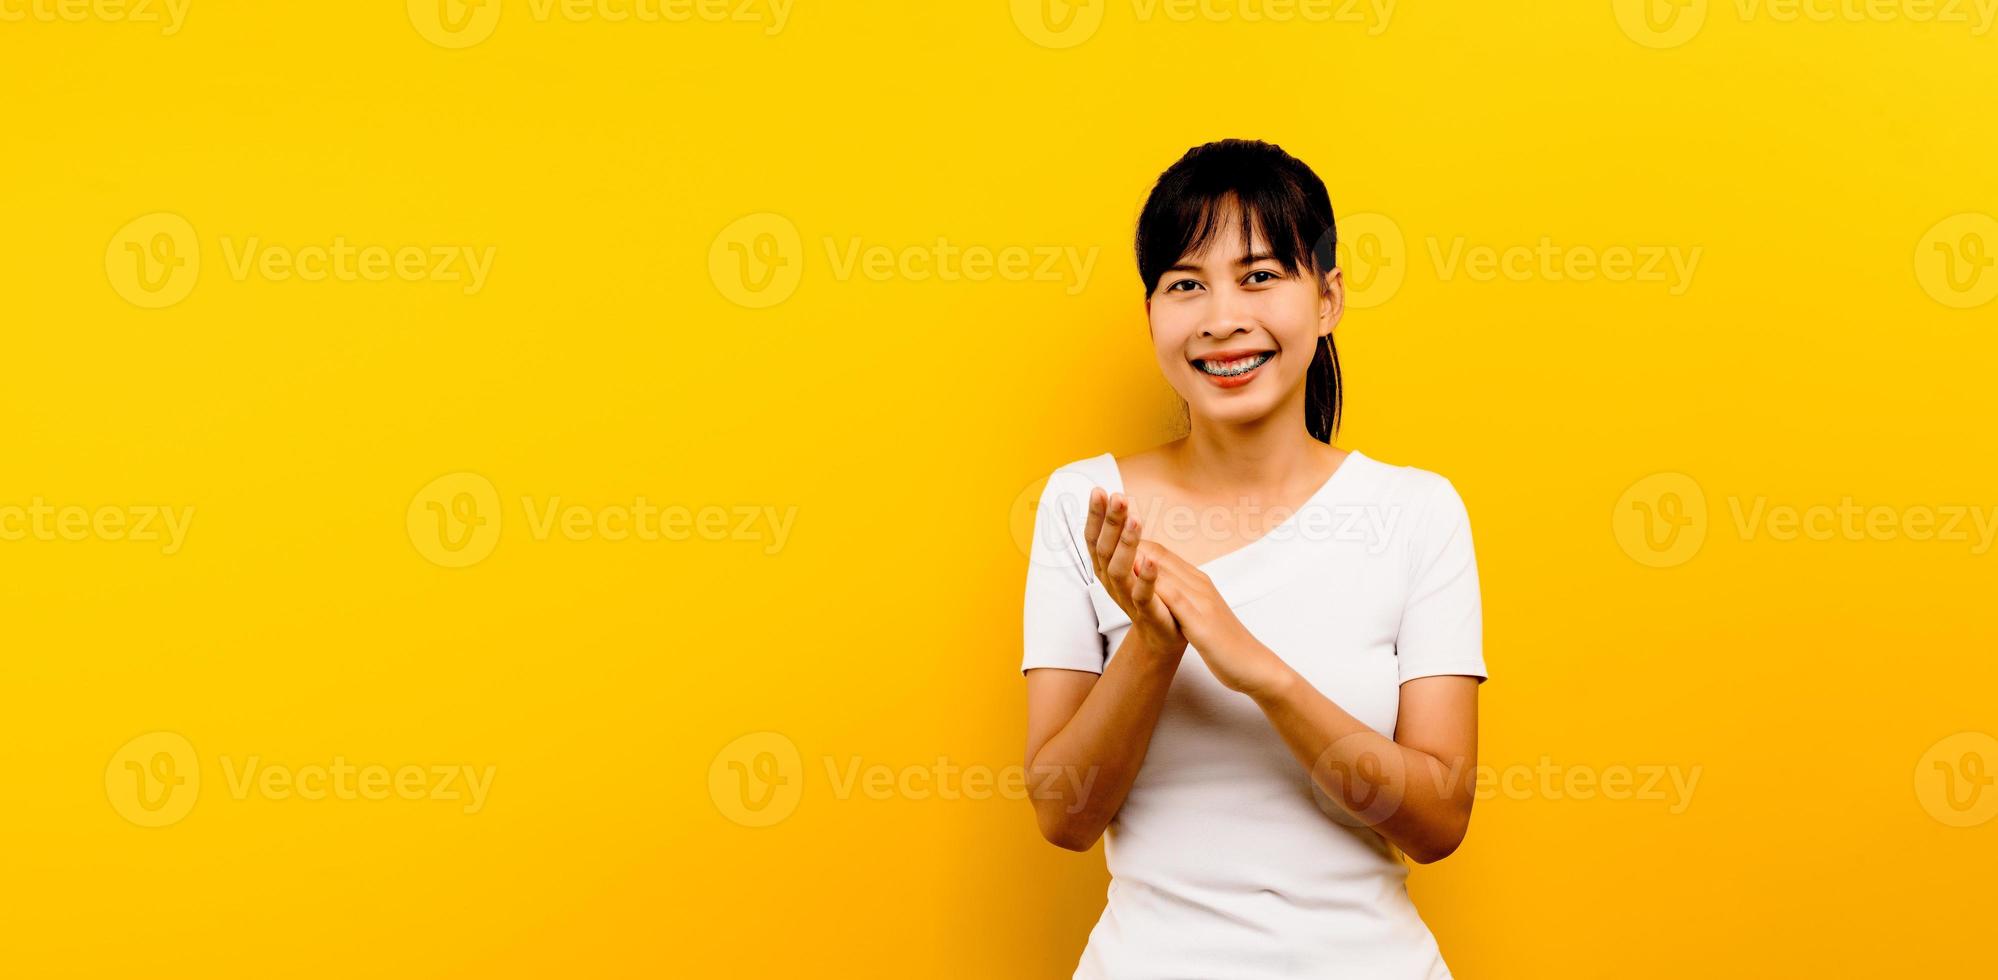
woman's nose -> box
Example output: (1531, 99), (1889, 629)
(1202, 292), (1255, 338)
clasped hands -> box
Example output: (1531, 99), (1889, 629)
(1084, 487), (1294, 699)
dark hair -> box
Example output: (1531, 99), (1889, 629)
(1134, 139), (1342, 443)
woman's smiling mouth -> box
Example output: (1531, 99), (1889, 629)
(1191, 349), (1275, 388)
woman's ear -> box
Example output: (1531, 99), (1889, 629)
(1318, 265), (1346, 338)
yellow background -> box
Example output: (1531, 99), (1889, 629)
(4, 1), (1995, 976)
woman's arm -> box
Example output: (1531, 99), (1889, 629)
(1134, 542), (1481, 863)
(1022, 489), (1190, 851)
(1249, 669), (1479, 864)
(1023, 633), (1183, 851)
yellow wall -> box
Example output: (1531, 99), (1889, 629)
(4, 2), (1995, 976)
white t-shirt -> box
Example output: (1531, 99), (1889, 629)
(1020, 449), (1486, 980)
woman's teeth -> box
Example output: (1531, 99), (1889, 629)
(1194, 351), (1274, 377)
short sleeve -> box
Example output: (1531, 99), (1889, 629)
(1021, 469), (1107, 675)
(1394, 476), (1487, 685)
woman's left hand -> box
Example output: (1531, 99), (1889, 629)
(1136, 542), (1296, 698)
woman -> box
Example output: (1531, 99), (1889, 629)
(1020, 139), (1486, 979)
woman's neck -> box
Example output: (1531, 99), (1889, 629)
(1169, 411), (1339, 499)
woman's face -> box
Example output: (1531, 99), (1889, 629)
(1146, 206), (1344, 430)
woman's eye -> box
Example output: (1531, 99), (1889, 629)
(1244, 269), (1281, 285)
(1166, 279), (1202, 293)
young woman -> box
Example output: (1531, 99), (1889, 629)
(1020, 139), (1486, 979)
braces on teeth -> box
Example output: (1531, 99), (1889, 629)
(1197, 352), (1273, 377)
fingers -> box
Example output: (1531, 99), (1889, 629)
(1140, 538), (1193, 574)
(1092, 492), (1130, 572)
(1106, 512), (1142, 587)
(1078, 496), (1207, 631)
(1133, 541), (1184, 586)
(1137, 540), (1212, 595)
(1132, 555), (1187, 645)
(1084, 487), (1106, 564)
(1136, 544), (1204, 620)
(1130, 550), (1158, 606)
(1144, 555), (1178, 605)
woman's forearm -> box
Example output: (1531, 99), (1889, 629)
(1249, 664), (1475, 864)
(1028, 631), (1185, 850)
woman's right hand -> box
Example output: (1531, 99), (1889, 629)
(1085, 488), (1188, 660)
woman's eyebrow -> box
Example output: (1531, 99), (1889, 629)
(1165, 251), (1276, 274)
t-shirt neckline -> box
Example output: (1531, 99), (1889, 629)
(1099, 448), (1367, 574)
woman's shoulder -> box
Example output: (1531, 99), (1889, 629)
(1031, 452), (1119, 528)
(1342, 449), (1470, 515)
(1042, 449), (1119, 487)
(1106, 441), (1179, 478)
(1040, 439), (1182, 487)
